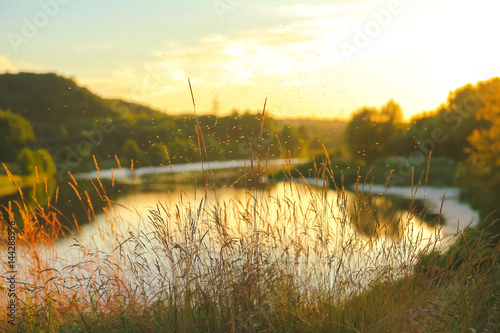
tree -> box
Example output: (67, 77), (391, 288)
(296, 125), (310, 157)
(148, 143), (167, 166)
(345, 107), (377, 162)
(380, 99), (403, 124)
(122, 139), (143, 166)
(344, 100), (403, 162)
(457, 77), (500, 232)
(0, 108), (35, 161)
(279, 126), (300, 157)
(35, 149), (56, 175)
(17, 147), (37, 175)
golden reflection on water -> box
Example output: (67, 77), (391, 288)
(7, 180), (456, 306)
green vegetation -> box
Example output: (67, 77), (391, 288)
(344, 99), (403, 162)
(282, 155), (457, 188)
(0, 108), (35, 161)
(0, 105), (56, 189)
(454, 79), (500, 235)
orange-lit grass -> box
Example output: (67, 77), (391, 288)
(0, 157), (497, 332)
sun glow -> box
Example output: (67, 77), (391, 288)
(1, 0), (499, 118)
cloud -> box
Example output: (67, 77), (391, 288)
(76, 6), (374, 113)
(77, 67), (154, 100)
(0, 55), (18, 72)
(73, 18), (344, 114)
(147, 18), (348, 90)
(145, 1), (402, 92)
(0, 55), (40, 73)
(68, 0), (499, 118)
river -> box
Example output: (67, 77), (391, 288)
(0, 159), (480, 302)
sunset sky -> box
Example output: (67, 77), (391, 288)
(1, 0), (499, 119)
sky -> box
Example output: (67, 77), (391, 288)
(1, 0), (500, 119)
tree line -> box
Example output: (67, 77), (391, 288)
(342, 77), (500, 230)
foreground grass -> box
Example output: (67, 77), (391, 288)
(0, 159), (499, 332)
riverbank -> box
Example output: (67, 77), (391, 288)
(0, 173), (43, 197)
(74, 158), (307, 181)
(357, 185), (479, 236)
(279, 156), (458, 187)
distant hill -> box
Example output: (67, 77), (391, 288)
(0, 72), (113, 122)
